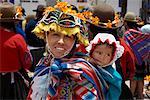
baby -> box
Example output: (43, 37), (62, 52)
(86, 33), (124, 100)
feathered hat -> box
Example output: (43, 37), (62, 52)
(32, 1), (89, 46)
(82, 3), (123, 29)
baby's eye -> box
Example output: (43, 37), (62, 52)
(96, 51), (101, 55)
(107, 54), (111, 56)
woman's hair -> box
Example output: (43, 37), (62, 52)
(125, 21), (139, 30)
(0, 22), (16, 32)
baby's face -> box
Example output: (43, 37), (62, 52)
(91, 44), (113, 66)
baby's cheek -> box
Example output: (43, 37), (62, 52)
(92, 53), (98, 59)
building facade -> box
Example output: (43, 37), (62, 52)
(1, 0), (149, 23)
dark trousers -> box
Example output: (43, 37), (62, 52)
(0, 72), (29, 100)
(119, 82), (133, 100)
(30, 48), (45, 71)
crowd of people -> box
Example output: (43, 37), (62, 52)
(0, 1), (149, 100)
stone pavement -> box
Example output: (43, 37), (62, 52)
(125, 80), (150, 100)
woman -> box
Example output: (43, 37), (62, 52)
(0, 2), (32, 99)
(27, 2), (111, 100)
(124, 12), (149, 99)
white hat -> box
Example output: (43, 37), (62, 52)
(141, 24), (150, 33)
(86, 33), (124, 67)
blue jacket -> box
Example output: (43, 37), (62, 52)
(96, 65), (122, 100)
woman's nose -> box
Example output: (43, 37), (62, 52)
(58, 37), (64, 44)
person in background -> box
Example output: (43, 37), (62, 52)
(141, 24), (150, 98)
(136, 16), (145, 30)
(27, 2), (119, 100)
(141, 24), (150, 34)
(15, 6), (27, 39)
(0, 2), (32, 99)
(141, 24), (150, 75)
(86, 33), (124, 100)
(22, 14), (35, 32)
(85, 3), (135, 99)
(123, 12), (149, 99)
(25, 5), (46, 71)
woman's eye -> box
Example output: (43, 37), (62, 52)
(107, 54), (111, 56)
(52, 33), (59, 37)
(65, 35), (73, 39)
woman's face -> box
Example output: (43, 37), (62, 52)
(91, 44), (113, 66)
(47, 31), (75, 58)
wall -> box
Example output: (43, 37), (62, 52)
(127, 0), (142, 16)
(14, 0), (46, 16)
(97, 0), (142, 16)
(97, 0), (121, 12)
(13, 0), (142, 16)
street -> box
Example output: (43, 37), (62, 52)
(125, 80), (150, 100)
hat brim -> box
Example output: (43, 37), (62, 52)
(124, 19), (137, 23)
(88, 20), (123, 29)
(33, 9), (43, 12)
(0, 18), (22, 22)
(33, 9), (37, 12)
